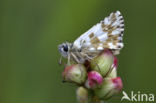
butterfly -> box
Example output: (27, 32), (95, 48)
(58, 11), (124, 64)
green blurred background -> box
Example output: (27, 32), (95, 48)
(0, 0), (156, 103)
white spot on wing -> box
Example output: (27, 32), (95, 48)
(116, 11), (121, 16)
(97, 46), (103, 50)
(104, 17), (110, 25)
(108, 43), (116, 49)
(89, 47), (96, 51)
(112, 30), (120, 35)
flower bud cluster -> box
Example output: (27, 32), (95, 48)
(62, 49), (123, 103)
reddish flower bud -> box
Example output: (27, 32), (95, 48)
(62, 64), (87, 84)
(112, 77), (123, 91)
(94, 77), (123, 100)
(113, 56), (118, 68)
(85, 71), (103, 89)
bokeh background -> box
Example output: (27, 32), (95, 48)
(1, 0), (156, 103)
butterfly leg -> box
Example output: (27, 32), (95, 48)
(80, 52), (93, 61)
(71, 52), (80, 63)
(71, 52), (84, 77)
(67, 54), (71, 65)
(59, 56), (63, 65)
(58, 56), (68, 67)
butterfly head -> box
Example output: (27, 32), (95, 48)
(58, 42), (72, 58)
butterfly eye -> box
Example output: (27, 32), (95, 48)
(63, 45), (68, 52)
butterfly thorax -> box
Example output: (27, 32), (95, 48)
(58, 42), (92, 63)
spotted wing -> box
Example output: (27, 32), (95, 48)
(73, 11), (124, 55)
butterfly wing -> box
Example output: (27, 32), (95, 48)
(73, 11), (124, 55)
